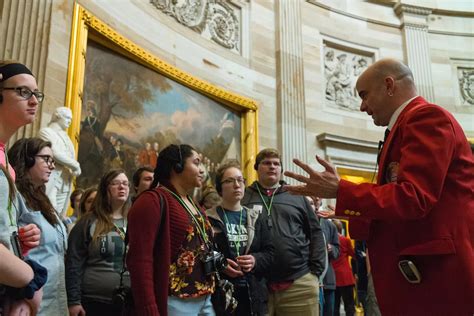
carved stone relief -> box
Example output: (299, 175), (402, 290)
(323, 45), (374, 111)
(150, 0), (241, 54)
(458, 68), (474, 106)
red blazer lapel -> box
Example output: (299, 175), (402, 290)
(377, 97), (427, 184)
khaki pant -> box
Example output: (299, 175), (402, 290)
(268, 272), (319, 316)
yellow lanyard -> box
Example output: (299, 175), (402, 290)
(162, 187), (210, 244)
(112, 219), (127, 241)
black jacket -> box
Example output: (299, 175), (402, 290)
(241, 181), (326, 282)
(208, 205), (274, 315)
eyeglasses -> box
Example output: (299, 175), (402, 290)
(35, 155), (55, 167)
(109, 180), (130, 187)
(221, 177), (246, 185)
(2, 86), (44, 102)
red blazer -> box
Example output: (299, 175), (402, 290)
(331, 234), (356, 287)
(336, 97), (474, 315)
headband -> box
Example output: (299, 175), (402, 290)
(0, 63), (33, 82)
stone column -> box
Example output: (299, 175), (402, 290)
(275, 0), (307, 183)
(0, 0), (53, 142)
(395, 3), (435, 102)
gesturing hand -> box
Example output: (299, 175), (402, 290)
(317, 205), (336, 219)
(284, 155), (340, 198)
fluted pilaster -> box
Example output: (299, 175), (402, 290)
(0, 0), (53, 143)
(395, 3), (435, 102)
(275, 0), (307, 183)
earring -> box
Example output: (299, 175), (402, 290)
(388, 91), (393, 97)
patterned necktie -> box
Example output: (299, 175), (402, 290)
(377, 129), (391, 164)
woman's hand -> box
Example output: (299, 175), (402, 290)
(24, 288), (43, 315)
(236, 255), (255, 273)
(19, 224), (41, 255)
(223, 258), (244, 278)
(9, 300), (32, 316)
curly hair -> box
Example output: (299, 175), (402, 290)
(8, 137), (58, 226)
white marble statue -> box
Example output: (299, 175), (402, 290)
(39, 107), (81, 217)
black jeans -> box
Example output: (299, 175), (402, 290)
(334, 285), (355, 316)
(82, 300), (123, 316)
(233, 284), (252, 316)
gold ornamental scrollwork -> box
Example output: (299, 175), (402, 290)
(65, 3), (259, 182)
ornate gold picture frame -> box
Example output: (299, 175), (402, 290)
(65, 4), (259, 184)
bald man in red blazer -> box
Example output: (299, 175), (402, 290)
(285, 59), (474, 315)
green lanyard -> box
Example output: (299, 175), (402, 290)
(1, 147), (15, 227)
(162, 187), (210, 244)
(256, 185), (278, 216)
(220, 206), (244, 256)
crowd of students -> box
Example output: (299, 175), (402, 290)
(1, 61), (370, 316)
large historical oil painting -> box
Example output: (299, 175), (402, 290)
(77, 41), (241, 188)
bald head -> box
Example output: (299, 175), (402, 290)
(369, 58), (414, 85)
(356, 58), (417, 126)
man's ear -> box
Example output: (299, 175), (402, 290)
(385, 76), (395, 96)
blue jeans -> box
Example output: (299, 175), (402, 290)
(320, 288), (335, 316)
(168, 295), (215, 316)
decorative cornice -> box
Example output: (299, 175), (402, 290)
(317, 133), (379, 149)
(306, 0), (400, 28)
(317, 133), (380, 171)
(402, 23), (429, 30)
(429, 29), (474, 38)
(306, 1), (473, 37)
(394, 3), (432, 17)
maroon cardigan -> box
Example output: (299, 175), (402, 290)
(127, 187), (197, 316)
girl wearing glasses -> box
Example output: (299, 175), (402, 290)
(127, 144), (215, 316)
(0, 61), (45, 315)
(66, 169), (130, 316)
(8, 137), (68, 316)
(207, 160), (274, 316)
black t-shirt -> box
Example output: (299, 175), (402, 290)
(217, 207), (248, 259)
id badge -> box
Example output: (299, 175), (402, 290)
(267, 217), (273, 228)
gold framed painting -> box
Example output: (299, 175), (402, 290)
(65, 4), (259, 188)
